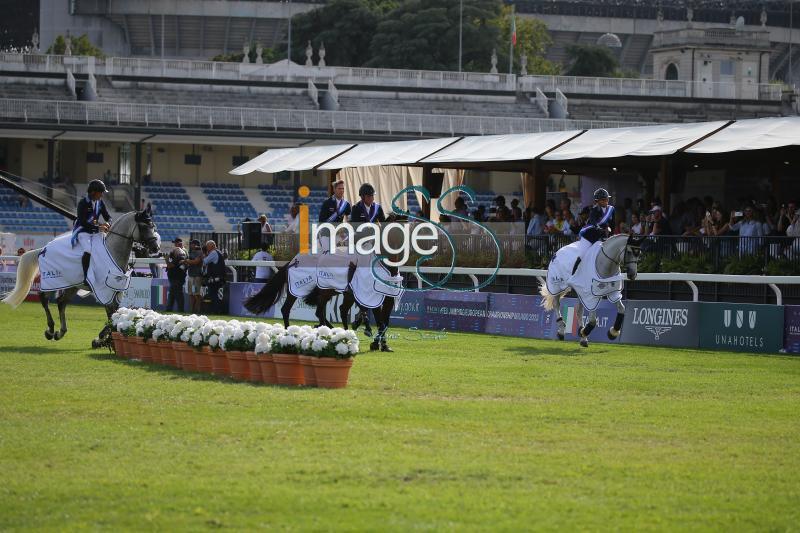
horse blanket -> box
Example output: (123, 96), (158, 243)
(38, 232), (130, 305)
(350, 254), (404, 309)
(316, 250), (356, 291)
(546, 240), (622, 311)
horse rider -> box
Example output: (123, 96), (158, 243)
(350, 183), (386, 223)
(319, 179), (351, 223)
(72, 179), (112, 283)
(574, 188), (615, 267)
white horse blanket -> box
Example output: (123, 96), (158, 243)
(286, 250), (403, 308)
(38, 232), (129, 305)
(546, 240), (622, 311)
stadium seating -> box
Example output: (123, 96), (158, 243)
(201, 183), (260, 231)
(0, 182), (71, 234)
(142, 182), (213, 242)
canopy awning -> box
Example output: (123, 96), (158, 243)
(685, 116), (800, 154)
(419, 130), (584, 164)
(229, 143), (354, 175)
(318, 137), (460, 170)
(541, 121), (731, 160)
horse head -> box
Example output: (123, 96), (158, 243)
(133, 209), (161, 254)
(623, 235), (645, 280)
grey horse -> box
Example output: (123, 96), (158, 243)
(2, 209), (160, 347)
(540, 234), (643, 348)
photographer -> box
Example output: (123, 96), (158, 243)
(165, 238), (187, 312)
(184, 239), (204, 314)
(202, 240), (227, 314)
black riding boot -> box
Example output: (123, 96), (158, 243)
(81, 253), (91, 285)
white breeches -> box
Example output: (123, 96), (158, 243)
(75, 232), (98, 255)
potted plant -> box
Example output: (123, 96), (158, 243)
(221, 320), (252, 381)
(272, 325), (306, 386)
(138, 313), (160, 364)
(255, 327), (280, 385)
(206, 322), (230, 378)
(311, 327), (359, 389)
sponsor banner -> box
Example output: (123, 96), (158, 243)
(486, 293), (551, 338)
(550, 297), (621, 343)
(120, 276), (152, 309)
(620, 301), (700, 348)
(390, 291), (425, 329)
(783, 305), (800, 354)
(699, 302), (784, 353)
(421, 291), (490, 333)
(0, 272), (40, 301)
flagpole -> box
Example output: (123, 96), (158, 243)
(458, 0), (463, 72)
(509, 4), (514, 75)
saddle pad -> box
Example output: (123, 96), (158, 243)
(316, 250), (353, 291)
(287, 253), (319, 298)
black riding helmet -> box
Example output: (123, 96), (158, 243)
(88, 179), (109, 194)
(359, 183), (375, 197)
(593, 188), (611, 201)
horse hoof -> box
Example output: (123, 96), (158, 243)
(44, 330), (54, 340)
(380, 344), (394, 353)
(364, 329), (373, 338)
(608, 328), (620, 340)
(91, 340), (100, 349)
(580, 339), (589, 348)
(556, 332), (565, 341)
(369, 341), (380, 351)
(53, 331), (63, 341)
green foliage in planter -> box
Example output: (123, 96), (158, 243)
(722, 254), (764, 275)
(636, 253), (661, 273)
(140, 325), (157, 342)
(764, 259), (800, 276)
(660, 254), (715, 274)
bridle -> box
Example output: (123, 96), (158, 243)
(107, 217), (159, 249)
(600, 236), (641, 271)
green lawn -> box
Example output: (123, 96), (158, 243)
(1, 302), (799, 531)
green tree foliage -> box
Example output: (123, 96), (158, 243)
(211, 43), (280, 64)
(564, 44), (618, 77)
(288, 0), (381, 67)
(492, 5), (558, 75)
(367, 0), (503, 71)
(46, 34), (105, 58)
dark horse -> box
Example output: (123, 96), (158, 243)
(2, 209), (160, 348)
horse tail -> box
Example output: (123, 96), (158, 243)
(539, 279), (568, 312)
(243, 263), (289, 315)
(303, 286), (320, 307)
(2, 248), (41, 309)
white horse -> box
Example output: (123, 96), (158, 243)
(2, 209), (160, 347)
(539, 234), (643, 347)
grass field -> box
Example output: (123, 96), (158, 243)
(1, 302), (799, 530)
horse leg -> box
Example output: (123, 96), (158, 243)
(608, 299), (625, 340)
(339, 291), (354, 330)
(40, 291), (55, 340)
(93, 298), (120, 350)
(579, 308), (597, 348)
(553, 293), (566, 341)
(314, 291), (331, 327)
(361, 304), (373, 338)
(281, 294), (296, 328)
(53, 287), (77, 341)
(370, 300), (393, 352)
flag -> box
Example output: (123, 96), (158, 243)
(511, 11), (517, 47)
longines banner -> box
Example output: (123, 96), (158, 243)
(698, 302), (784, 353)
(620, 301), (700, 348)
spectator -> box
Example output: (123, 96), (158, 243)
(622, 197), (634, 225)
(630, 212), (643, 235)
(776, 200), (797, 236)
(252, 242), (274, 284)
(510, 198), (522, 221)
(184, 239), (204, 314)
(729, 206), (765, 255)
(17, 247), (25, 256)
(526, 206), (546, 236)
(559, 197), (573, 219)
(701, 207), (729, 237)
(202, 240), (227, 314)
(165, 238), (187, 312)
(285, 204), (300, 234)
(475, 205), (487, 223)
(646, 206), (670, 235)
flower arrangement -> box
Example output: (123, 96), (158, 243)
(301, 326), (359, 359)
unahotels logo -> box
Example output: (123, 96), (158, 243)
(716, 308), (763, 348)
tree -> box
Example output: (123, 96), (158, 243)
(490, 6), (558, 75)
(287, 0), (381, 67)
(564, 44), (619, 77)
(367, 0), (501, 71)
(46, 34), (105, 58)
(211, 43), (280, 64)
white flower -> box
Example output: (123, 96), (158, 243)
(287, 325), (301, 336)
(191, 332), (203, 347)
(316, 325), (332, 337)
(348, 343), (359, 355)
(208, 334), (219, 348)
(232, 328), (244, 341)
(335, 343), (350, 355)
(311, 338), (328, 352)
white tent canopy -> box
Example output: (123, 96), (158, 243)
(229, 143), (354, 175)
(318, 137), (460, 169)
(685, 116), (800, 154)
(541, 121), (731, 160)
(420, 130), (584, 164)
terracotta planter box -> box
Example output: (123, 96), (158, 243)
(179, 344), (198, 372)
(111, 332), (124, 357)
(245, 352), (262, 383)
(226, 351), (249, 381)
(131, 337), (149, 362)
(298, 355), (317, 387)
(209, 348), (230, 377)
(258, 354), (278, 385)
(273, 353), (304, 386)
(196, 346), (214, 374)
(312, 357), (354, 389)
(160, 341), (178, 368)
(146, 340), (162, 365)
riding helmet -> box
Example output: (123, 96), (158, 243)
(359, 183), (375, 197)
(88, 179), (109, 194)
(593, 188), (611, 201)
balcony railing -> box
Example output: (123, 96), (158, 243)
(653, 27), (772, 49)
(0, 98), (652, 136)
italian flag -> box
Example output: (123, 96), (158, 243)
(511, 11), (517, 46)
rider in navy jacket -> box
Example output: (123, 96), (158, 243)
(72, 179), (112, 281)
(573, 188), (615, 265)
(350, 183), (386, 223)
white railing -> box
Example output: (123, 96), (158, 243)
(327, 79), (339, 107)
(653, 28), (771, 49)
(555, 88), (568, 116)
(534, 87), (548, 117)
(307, 79), (318, 108)
(0, 98), (654, 136)
(519, 74), (783, 102)
(65, 70), (76, 98)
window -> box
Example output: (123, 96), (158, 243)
(118, 143), (131, 184)
(720, 60), (734, 76)
(665, 63), (679, 80)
